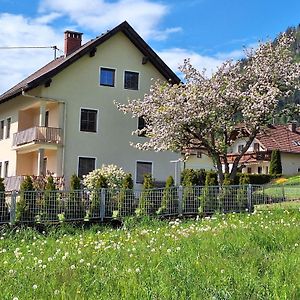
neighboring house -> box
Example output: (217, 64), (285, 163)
(0, 21), (181, 190)
(182, 149), (215, 171)
(227, 123), (300, 175)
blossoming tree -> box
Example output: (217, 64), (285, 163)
(117, 33), (300, 184)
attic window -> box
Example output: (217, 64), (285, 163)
(100, 68), (115, 87)
(124, 71), (139, 90)
(292, 140), (300, 146)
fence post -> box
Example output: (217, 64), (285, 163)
(247, 184), (253, 213)
(178, 186), (183, 216)
(10, 190), (17, 225)
(100, 188), (106, 222)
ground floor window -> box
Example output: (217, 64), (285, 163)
(136, 161), (152, 184)
(78, 157), (96, 178)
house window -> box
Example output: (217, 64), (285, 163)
(0, 162), (2, 177)
(137, 116), (146, 137)
(136, 161), (152, 184)
(298, 168), (300, 173)
(257, 166), (262, 174)
(247, 167), (252, 174)
(4, 161), (9, 177)
(238, 144), (244, 153)
(6, 117), (11, 139)
(100, 68), (115, 87)
(253, 143), (260, 152)
(124, 71), (139, 90)
(78, 157), (96, 178)
(265, 166), (269, 174)
(0, 120), (4, 140)
(196, 151), (202, 158)
(80, 109), (98, 133)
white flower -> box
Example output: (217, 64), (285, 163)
(32, 284), (38, 290)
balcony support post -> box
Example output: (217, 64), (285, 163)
(37, 148), (45, 176)
(39, 101), (46, 127)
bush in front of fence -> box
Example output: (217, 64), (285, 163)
(136, 174), (156, 216)
(0, 178), (9, 222)
(42, 175), (60, 222)
(199, 171), (218, 215)
(157, 176), (176, 215)
(114, 173), (135, 218)
(16, 176), (36, 222)
(64, 174), (85, 220)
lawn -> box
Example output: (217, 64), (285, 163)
(0, 209), (299, 300)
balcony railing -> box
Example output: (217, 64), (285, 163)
(13, 126), (63, 147)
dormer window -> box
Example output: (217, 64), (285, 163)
(238, 144), (244, 153)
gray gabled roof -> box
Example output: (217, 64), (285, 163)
(0, 21), (180, 104)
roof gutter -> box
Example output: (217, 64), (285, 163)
(21, 90), (65, 103)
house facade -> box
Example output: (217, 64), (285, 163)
(227, 123), (300, 175)
(0, 22), (181, 189)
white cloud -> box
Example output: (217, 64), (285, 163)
(0, 13), (62, 95)
(157, 48), (225, 76)
(39, 0), (181, 41)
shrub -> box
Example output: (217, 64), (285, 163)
(89, 174), (107, 219)
(136, 174), (155, 216)
(157, 176), (176, 215)
(115, 174), (135, 218)
(43, 175), (60, 222)
(270, 149), (282, 175)
(16, 176), (36, 222)
(181, 169), (206, 186)
(199, 172), (219, 215)
(234, 173), (272, 185)
(64, 174), (85, 220)
(83, 164), (127, 190)
(0, 178), (9, 222)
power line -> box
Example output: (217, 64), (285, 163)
(0, 45), (63, 59)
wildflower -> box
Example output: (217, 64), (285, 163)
(32, 284), (38, 290)
(70, 265), (76, 270)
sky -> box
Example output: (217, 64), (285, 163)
(0, 0), (300, 94)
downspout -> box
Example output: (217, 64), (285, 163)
(21, 90), (67, 178)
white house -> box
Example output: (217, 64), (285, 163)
(227, 123), (300, 175)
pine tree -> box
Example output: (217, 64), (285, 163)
(269, 149), (282, 175)
(65, 174), (85, 220)
(16, 176), (35, 222)
(157, 175), (175, 215)
(0, 178), (8, 222)
(43, 175), (59, 222)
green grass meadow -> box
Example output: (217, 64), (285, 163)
(0, 208), (299, 300)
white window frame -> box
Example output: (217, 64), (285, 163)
(77, 156), (97, 177)
(0, 162), (2, 178)
(135, 160), (153, 184)
(79, 107), (99, 134)
(99, 66), (117, 88)
(123, 70), (140, 91)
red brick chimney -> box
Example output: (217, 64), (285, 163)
(64, 30), (83, 56)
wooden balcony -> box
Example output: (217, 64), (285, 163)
(13, 126), (63, 147)
(226, 151), (272, 164)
